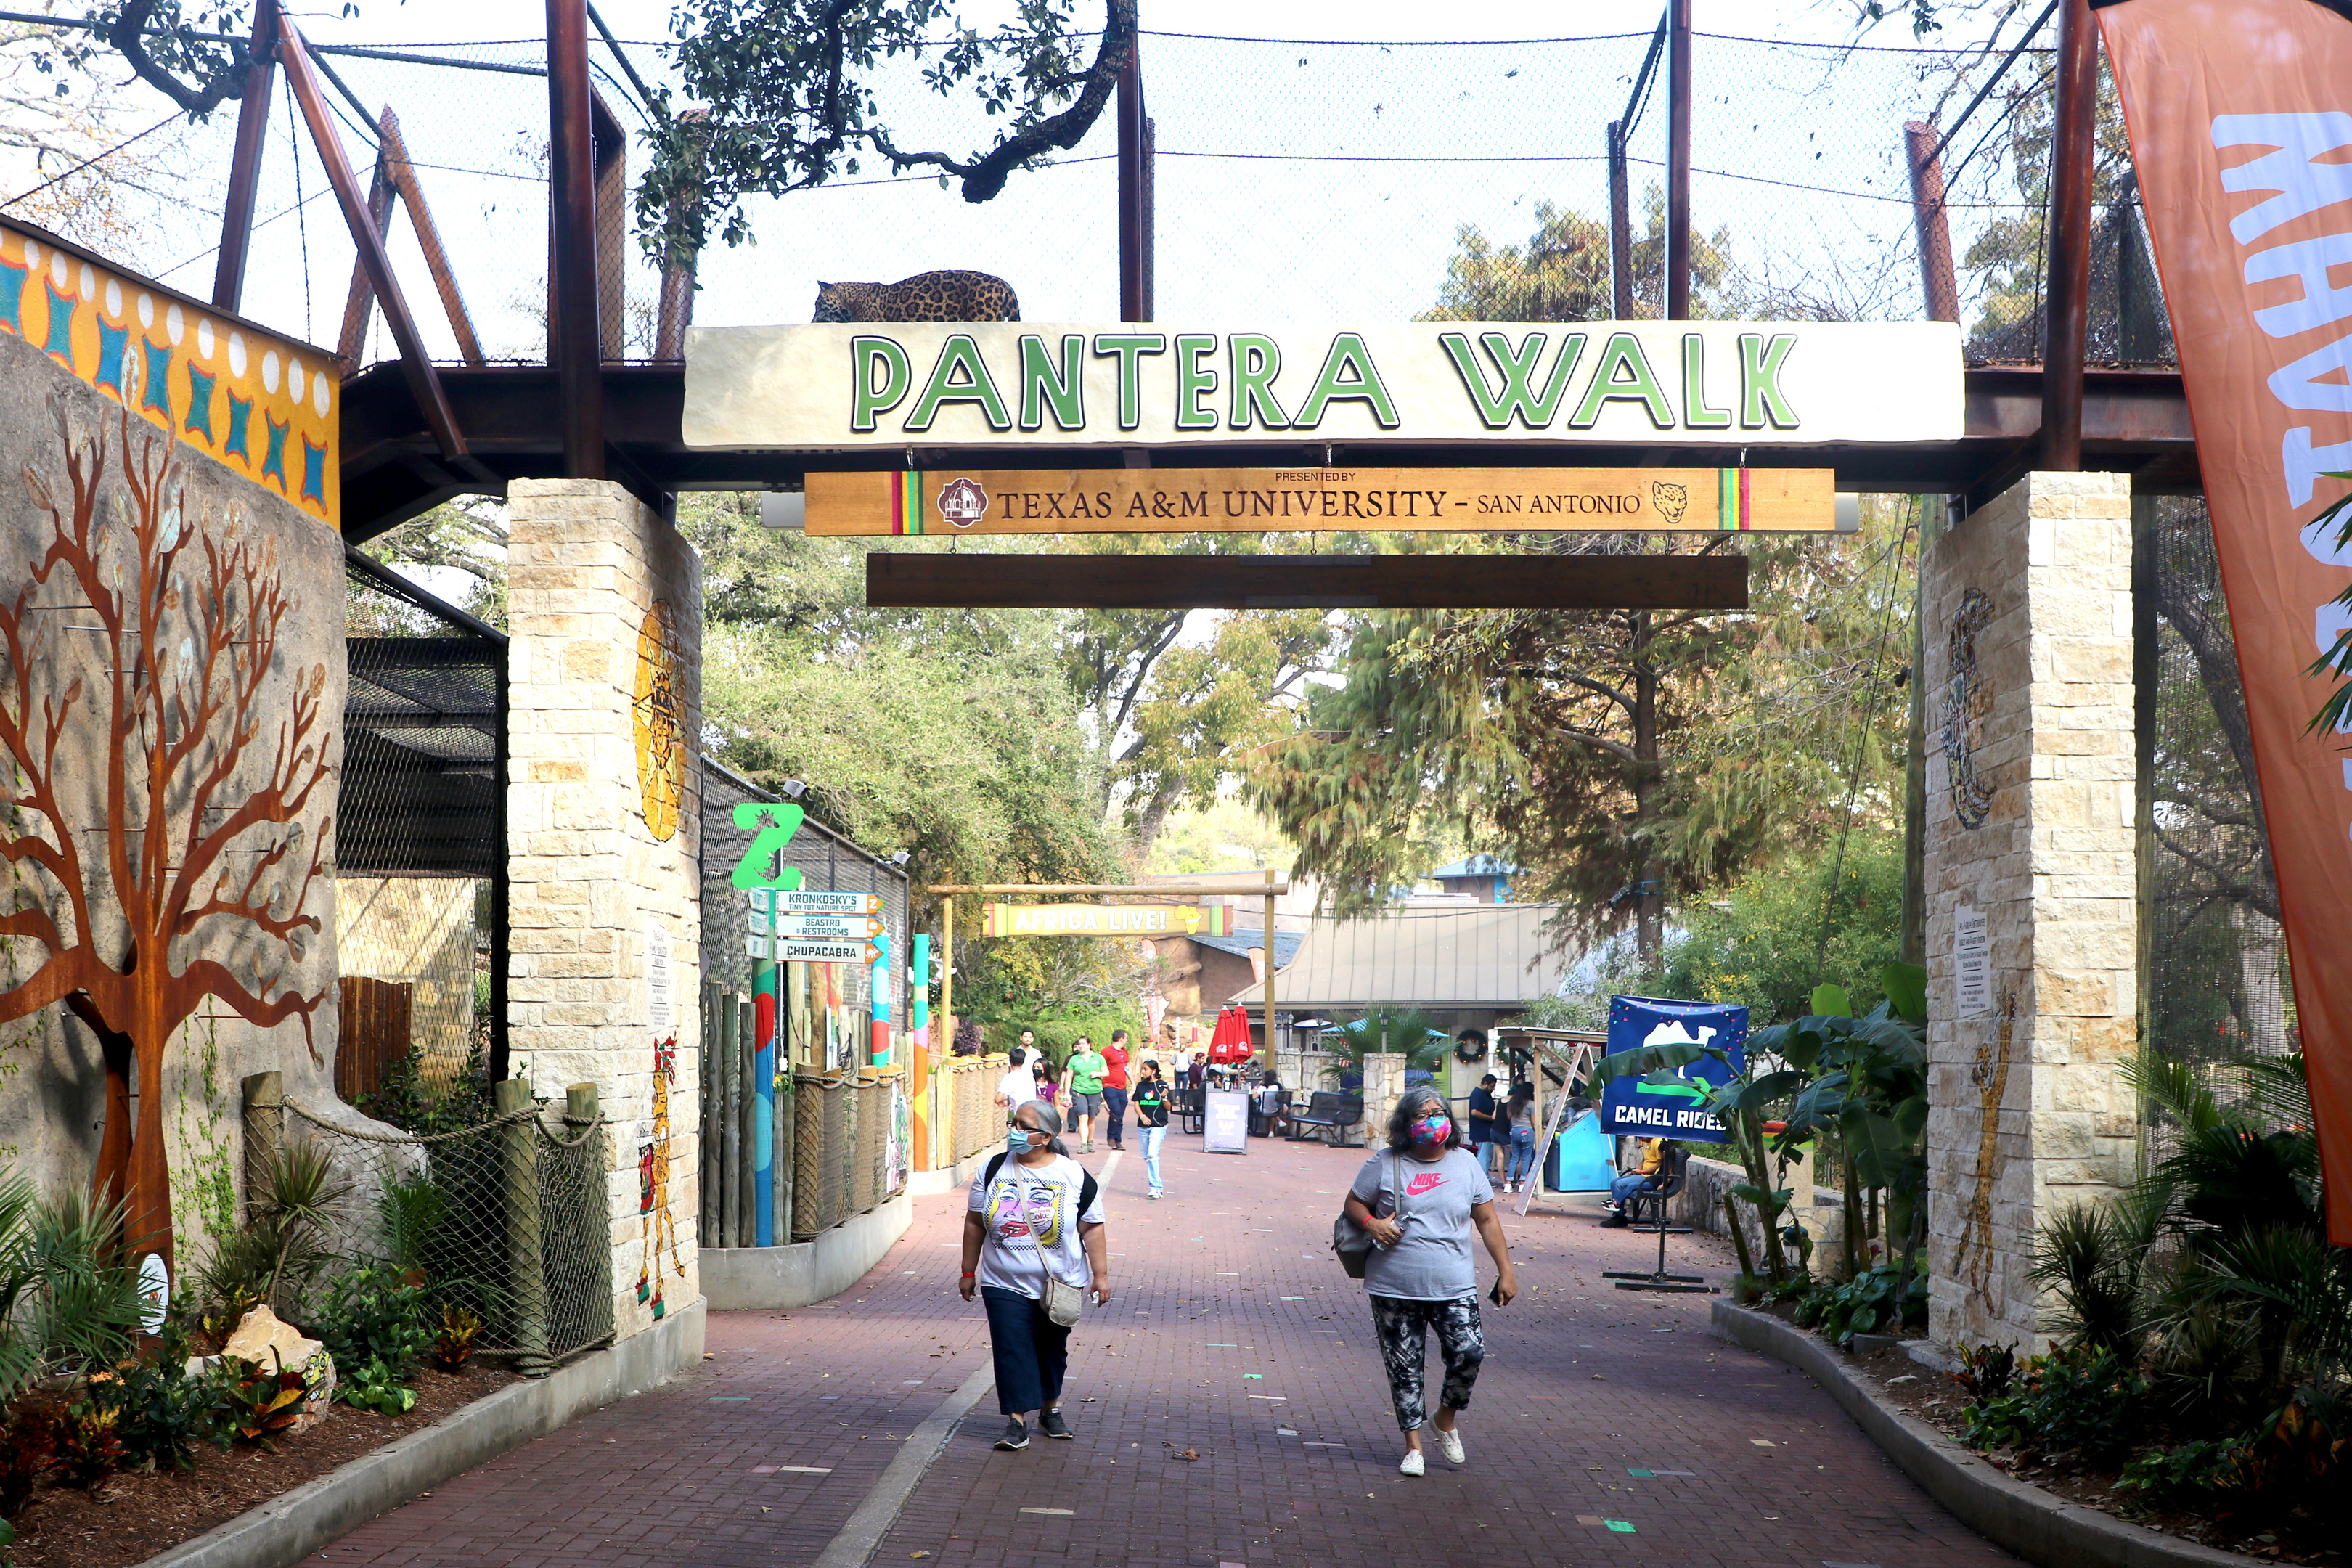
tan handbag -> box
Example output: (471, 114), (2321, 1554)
(1044, 1275), (1085, 1327)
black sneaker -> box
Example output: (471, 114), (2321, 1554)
(1597, 1213), (1630, 1229)
(994, 1418), (1030, 1450)
(1039, 1408), (1072, 1440)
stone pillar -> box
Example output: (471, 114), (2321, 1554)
(1920, 470), (2139, 1352)
(506, 479), (703, 1341)
(1358, 1055), (1408, 1145)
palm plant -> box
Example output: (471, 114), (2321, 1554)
(1320, 1009), (1450, 1079)
(0, 1171), (146, 1411)
(191, 1141), (350, 1329)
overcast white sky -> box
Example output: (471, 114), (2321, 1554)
(0, 0), (2046, 359)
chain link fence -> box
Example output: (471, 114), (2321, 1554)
(2140, 496), (2294, 1138)
(1, 23), (2155, 359)
(259, 1085), (613, 1373)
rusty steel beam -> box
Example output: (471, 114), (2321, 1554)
(335, 130), (398, 365)
(591, 89), (627, 361)
(2041, 0), (2098, 470)
(1609, 119), (1634, 319)
(865, 551), (1749, 612)
(547, 0), (605, 477)
(1666, 0), (1693, 320)
(278, 19), (477, 471)
(340, 107), (487, 369)
(211, 0), (278, 313)
(1905, 121), (1961, 325)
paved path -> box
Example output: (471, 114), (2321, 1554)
(326, 1135), (2014, 1568)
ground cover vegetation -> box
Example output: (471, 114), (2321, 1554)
(0, 1138), (512, 1561)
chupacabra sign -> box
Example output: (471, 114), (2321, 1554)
(682, 321), (1961, 451)
(1598, 995), (1749, 1145)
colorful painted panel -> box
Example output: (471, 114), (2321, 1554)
(0, 221), (339, 528)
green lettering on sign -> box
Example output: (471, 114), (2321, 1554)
(1091, 333), (1167, 430)
(850, 337), (910, 433)
(905, 335), (1011, 432)
(1739, 332), (1800, 429)
(731, 802), (809, 891)
(1175, 334), (1221, 430)
(1681, 335), (1732, 430)
(1294, 333), (1400, 429)
(1440, 331), (1584, 430)
(1569, 333), (1674, 430)
(1019, 334), (1085, 431)
(1228, 335), (1291, 430)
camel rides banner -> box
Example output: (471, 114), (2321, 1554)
(681, 320), (1963, 454)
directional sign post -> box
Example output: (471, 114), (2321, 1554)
(748, 936), (885, 965)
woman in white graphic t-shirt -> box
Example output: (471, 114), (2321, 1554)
(959, 1098), (1111, 1452)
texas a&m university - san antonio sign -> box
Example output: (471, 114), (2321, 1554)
(680, 319), (1962, 536)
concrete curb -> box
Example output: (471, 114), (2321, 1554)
(140, 1301), (708, 1568)
(701, 1196), (914, 1310)
(1708, 1300), (2252, 1568)
(812, 1362), (995, 1568)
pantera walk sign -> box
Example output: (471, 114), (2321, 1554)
(682, 321), (1961, 452)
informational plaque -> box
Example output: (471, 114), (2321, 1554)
(1202, 1089), (1251, 1154)
(646, 920), (674, 1034)
(1953, 905), (1993, 1020)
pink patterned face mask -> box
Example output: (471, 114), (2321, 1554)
(1408, 1114), (1453, 1148)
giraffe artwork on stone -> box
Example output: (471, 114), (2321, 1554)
(637, 1035), (685, 1319)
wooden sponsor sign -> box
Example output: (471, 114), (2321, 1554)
(807, 466), (1836, 536)
(981, 902), (1235, 937)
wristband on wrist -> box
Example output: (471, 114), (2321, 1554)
(960, 1271), (976, 1278)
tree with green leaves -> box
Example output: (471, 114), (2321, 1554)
(1420, 186), (1734, 323)
(1248, 511), (1916, 968)
(639, 0), (1135, 271)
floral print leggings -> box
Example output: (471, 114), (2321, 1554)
(1368, 1294), (1485, 1432)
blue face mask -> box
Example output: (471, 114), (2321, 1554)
(1007, 1127), (1039, 1158)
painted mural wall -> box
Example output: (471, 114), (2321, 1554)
(0, 314), (346, 1299)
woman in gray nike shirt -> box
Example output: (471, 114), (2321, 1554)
(1342, 1085), (1520, 1477)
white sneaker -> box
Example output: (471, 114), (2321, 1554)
(1398, 1447), (1425, 1477)
(1435, 1427), (1466, 1465)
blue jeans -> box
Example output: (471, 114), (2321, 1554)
(981, 1286), (1071, 1416)
(1609, 1171), (1659, 1208)
(1139, 1124), (1167, 1191)
(1506, 1127), (1537, 1185)
(1103, 1085), (1129, 1146)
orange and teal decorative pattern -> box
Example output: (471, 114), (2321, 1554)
(0, 220), (339, 528)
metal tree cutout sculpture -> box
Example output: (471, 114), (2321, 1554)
(0, 393), (332, 1280)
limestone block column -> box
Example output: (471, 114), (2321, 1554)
(506, 479), (703, 1341)
(1920, 470), (2139, 1352)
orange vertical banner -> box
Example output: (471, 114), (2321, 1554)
(2099, 0), (2352, 1240)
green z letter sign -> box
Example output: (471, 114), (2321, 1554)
(731, 802), (808, 891)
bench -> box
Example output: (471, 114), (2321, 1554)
(1286, 1092), (1365, 1148)
(1171, 1085), (1205, 1135)
(1625, 1145), (1694, 1235)
(1249, 1087), (1291, 1137)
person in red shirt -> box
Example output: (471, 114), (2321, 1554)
(1101, 1029), (1132, 1151)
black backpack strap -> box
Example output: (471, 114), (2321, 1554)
(1081, 1169), (1098, 1216)
(984, 1151), (1007, 1187)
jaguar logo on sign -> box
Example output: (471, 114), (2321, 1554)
(1652, 481), (1688, 524)
(936, 475), (988, 527)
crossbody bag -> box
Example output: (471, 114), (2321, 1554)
(1331, 1153), (1398, 1280)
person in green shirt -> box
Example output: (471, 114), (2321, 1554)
(1065, 1035), (1109, 1154)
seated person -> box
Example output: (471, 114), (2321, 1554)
(1600, 1137), (1670, 1228)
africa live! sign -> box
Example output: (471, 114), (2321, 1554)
(2098, 0), (2352, 1241)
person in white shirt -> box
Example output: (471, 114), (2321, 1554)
(994, 1047), (1033, 1119)
(960, 1100), (1110, 1450)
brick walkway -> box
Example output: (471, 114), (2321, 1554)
(324, 1135), (2014, 1568)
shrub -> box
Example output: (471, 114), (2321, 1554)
(0, 1404), (56, 1516)
(309, 1266), (433, 1384)
(1961, 1344), (2147, 1459)
(221, 1359), (307, 1450)
(1951, 1341), (2019, 1400)
(106, 1327), (231, 1472)
(54, 1399), (122, 1487)
(335, 1357), (419, 1416)
(432, 1304), (483, 1372)
(190, 1143), (348, 1328)
(1793, 1262), (1927, 1346)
